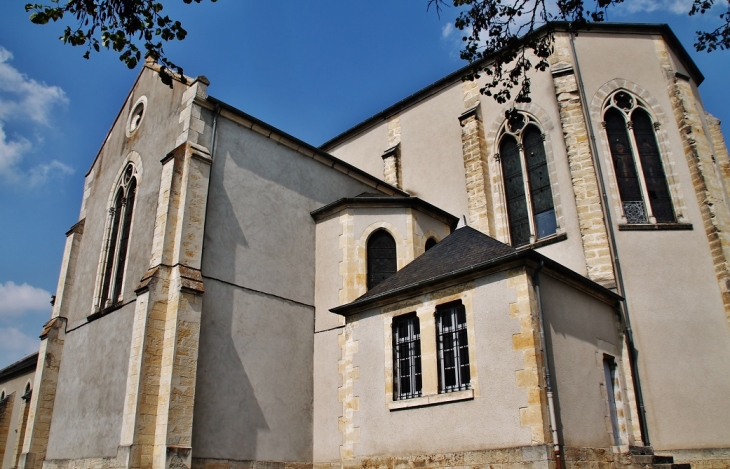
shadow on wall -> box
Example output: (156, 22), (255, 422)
(193, 149), (268, 460)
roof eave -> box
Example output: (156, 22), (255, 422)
(310, 196), (459, 228)
(320, 22), (703, 150)
(331, 249), (622, 316)
(206, 96), (409, 198)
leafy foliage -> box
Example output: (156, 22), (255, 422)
(25, 0), (217, 86)
(428, 0), (728, 107)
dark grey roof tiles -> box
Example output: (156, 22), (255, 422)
(356, 226), (516, 302)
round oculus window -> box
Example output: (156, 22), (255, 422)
(126, 96), (147, 137)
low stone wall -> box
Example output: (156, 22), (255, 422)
(666, 448), (730, 469)
(562, 446), (626, 469)
(193, 459), (312, 469)
(316, 445), (555, 469)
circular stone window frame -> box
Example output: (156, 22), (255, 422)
(125, 96), (148, 137)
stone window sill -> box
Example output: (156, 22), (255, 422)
(388, 388), (474, 411)
(516, 232), (568, 251)
(618, 222), (693, 231)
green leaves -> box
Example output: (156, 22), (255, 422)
(25, 0), (218, 86)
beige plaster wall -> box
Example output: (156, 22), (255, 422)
(192, 278), (314, 462)
(0, 371), (35, 469)
(326, 121), (389, 182)
(326, 59), (589, 278)
(539, 274), (623, 448)
(63, 68), (187, 327)
(312, 328), (343, 463)
(314, 275), (536, 463)
(397, 86), (469, 218)
(46, 305), (134, 459)
(315, 215), (346, 332)
(575, 32), (730, 449)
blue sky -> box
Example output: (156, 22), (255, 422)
(0, 0), (728, 369)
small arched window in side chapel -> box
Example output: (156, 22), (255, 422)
(367, 229), (397, 290)
(98, 162), (138, 310)
(603, 90), (675, 224)
(498, 112), (557, 247)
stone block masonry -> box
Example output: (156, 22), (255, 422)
(0, 393), (15, 465)
(655, 39), (730, 326)
(506, 269), (549, 445)
(459, 106), (493, 236)
(17, 317), (66, 469)
(550, 34), (615, 289)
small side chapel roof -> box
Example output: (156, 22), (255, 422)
(310, 193), (459, 228)
(332, 226), (621, 316)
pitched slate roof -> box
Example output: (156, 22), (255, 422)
(311, 194), (459, 228)
(332, 226), (623, 316)
(332, 227), (517, 314)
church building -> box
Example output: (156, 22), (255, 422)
(1, 22), (729, 469)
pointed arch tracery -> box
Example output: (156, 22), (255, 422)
(95, 161), (139, 311)
(496, 112), (557, 246)
(602, 90), (675, 224)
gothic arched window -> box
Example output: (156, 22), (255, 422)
(604, 91), (675, 224)
(367, 229), (397, 290)
(498, 112), (556, 247)
(98, 162), (138, 310)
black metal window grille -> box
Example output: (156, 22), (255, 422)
(436, 302), (471, 393)
(393, 314), (422, 400)
(367, 230), (397, 290)
(604, 92), (675, 224)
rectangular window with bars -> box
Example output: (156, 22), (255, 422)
(436, 302), (471, 393)
(392, 314), (422, 400)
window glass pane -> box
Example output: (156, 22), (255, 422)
(393, 315), (422, 400)
(100, 189), (124, 307)
(500, 135), (530, 246)
(436, 303), (470, 393)
(632, 109), (675, 223)
(367, 230), (397, 289)
(112, 178), (137, 303)
(523, 126), (556, 239)
(605, 108), (647, 223)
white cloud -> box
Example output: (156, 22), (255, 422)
(0, 46), (68, 125)
(442, 22), (454, 39)
(0, 281), (52, 318)
(28, 160), (74, 187)
(0, 46), (73, 187)
(0, 122), (31, 183)
(0, 327), (39, 369)
(620, 0), (693, 14)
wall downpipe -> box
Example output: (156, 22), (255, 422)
(532, 260), (562, 469)
(567, 24), (651, 446)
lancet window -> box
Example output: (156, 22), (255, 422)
(603, 90), (675, 224)
(367, 229), (397, 290)
(498, 112), (556, 247)
(97, 162), (138, 310)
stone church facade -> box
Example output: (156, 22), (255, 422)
(1, 21), (729, 469)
